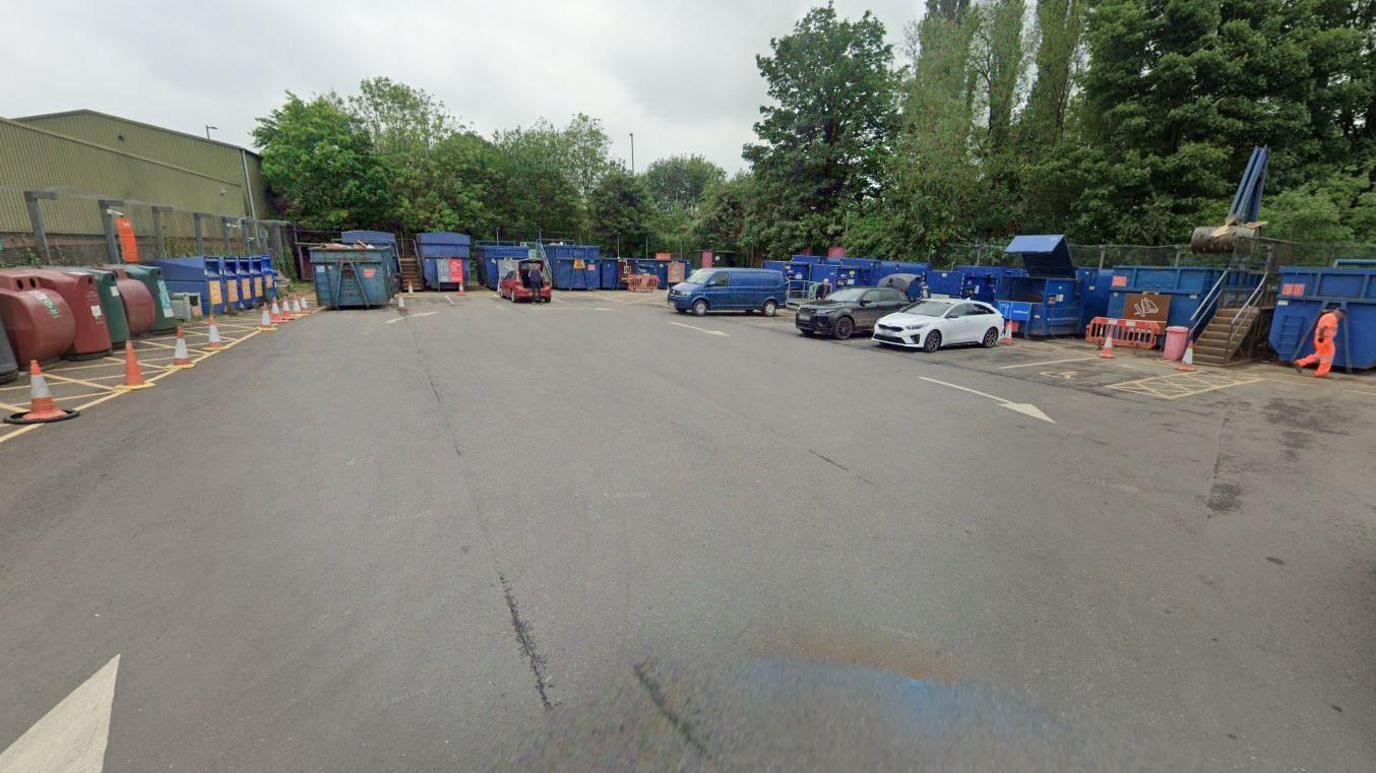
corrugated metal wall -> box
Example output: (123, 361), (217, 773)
(0, 118), (247, 234)
(10, 111), (270, 222)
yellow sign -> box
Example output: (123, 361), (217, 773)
(573, 259), (585, 269)
(240, 279), (251, 299)
(226, 281), (239, 302)
(208, 283), (222, 306)
(254, 278), (263, 296)
(265, 274), (274, 288)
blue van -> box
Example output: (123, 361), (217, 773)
(667, 267), (787, 316)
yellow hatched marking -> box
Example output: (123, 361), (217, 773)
(1107, 371), (1265, 400)
(40, 373), (121, 391)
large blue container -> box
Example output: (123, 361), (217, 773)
(1270, 267), (1376, 369)
(418, 232), (473, 290)
(1076, 268), (1114, 330)
(926, 270), (966, 297)
(995, 277), (1080, 336)
(785, 262), (812, 283)
(153, 257), (228, 315)
(599, 259), (623, 289)
(956, 265), (1027, 303)
(478, 245), (534, 289)
(838, 257), (881, 286)
(810, 263), (840, 288)
(553, 258), (595, 290)
(633, 259), (670, 288)
(875, 261), (928, 283)
(309, 247), (394, 308)
(832, 265), (864, 288)
(790, 254), (824, 264)
(1106, 266), (1260, 330)
(342, 230), (400, 281)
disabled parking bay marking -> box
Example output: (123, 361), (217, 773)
(917, 376), (1054, 423)
(669, 321), (729, 337)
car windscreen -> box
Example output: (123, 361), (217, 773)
(900, 300), (954, 316)
(686, 269), (714, 284)
(823, 288), (867, 302)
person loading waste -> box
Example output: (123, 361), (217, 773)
(1294, 307), (1344, 378)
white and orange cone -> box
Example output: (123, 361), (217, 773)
(258, 306), (277, 332)
(119, 341), (155, 390)
(291, 297), (302, 315)
(1000, 319), (1014, 345)
(1177, 343), (1196, 372)
(205, 316), (225, 350)
(408, 282), (415, 294)
(1099, 329), (1116, 359)
(169, 327), (195, 368)
(270, 297), (285, 323)
(397, 294), (408, 313)
(299, 295), (310, 310)
(5, 361), (79, 424)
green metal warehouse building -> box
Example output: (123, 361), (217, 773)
(0, 109), (277, 263)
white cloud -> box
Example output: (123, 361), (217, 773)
(3, 0), (916, 173)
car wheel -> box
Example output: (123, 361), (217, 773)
(982, 327), (1000, 348)
(923, 330), (943, 352)
(692, 299), (708, 317)
(762, 299), (778, 317)
(833, 316), (854, 340)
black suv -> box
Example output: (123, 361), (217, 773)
(794, 287), (909, 340)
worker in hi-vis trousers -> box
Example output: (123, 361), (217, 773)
(1295, 307), (1345, 377)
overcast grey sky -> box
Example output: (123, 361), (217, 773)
(4, 0), (920, 173)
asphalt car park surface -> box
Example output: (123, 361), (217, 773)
(2, 288), (1374, 771)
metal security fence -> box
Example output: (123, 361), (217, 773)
(0, 185), (295, 279)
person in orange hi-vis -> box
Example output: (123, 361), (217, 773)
(1294, 307), (1345, 377)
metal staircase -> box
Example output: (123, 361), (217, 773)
(1187, 252), (1277, 366)
(399, 254), (424, 293)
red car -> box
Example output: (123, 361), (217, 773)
(499, 260), (552, 303)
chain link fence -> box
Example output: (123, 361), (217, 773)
(0, 185), (296, 280)
(933, 236), (1376, 271)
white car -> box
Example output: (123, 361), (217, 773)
(872, 299), (1005, 352)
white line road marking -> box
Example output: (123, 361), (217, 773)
(669, 321), (729, 337)
(385, 312), (440, 323)
(0, 654), (119, 773)
(918, 376), (1055, 423)
(999, 356), (1100, 370)
(444, 295), (455, 305)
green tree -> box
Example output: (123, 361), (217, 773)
(252, 92), (392, 230)
(692, 175), (755, 263)
(345, 77), (489, 234)
(587, 164), (654, 256)
(743, 3), (899, 257)
(644, 155), (727, 211)
(489, 121), (586, 240)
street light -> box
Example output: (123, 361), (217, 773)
(205, 125), (218, 139)
(629, 132), (635, 174)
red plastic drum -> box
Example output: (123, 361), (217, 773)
(0, 272), (76, 366)
(103, 267), (156, 336)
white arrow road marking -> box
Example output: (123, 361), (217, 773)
(918, 376), (1055, 423)
(386, 312), (440, 323)
(669, 321), (729, 337)
(0, 654), (120, 773)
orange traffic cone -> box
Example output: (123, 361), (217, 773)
(299, 295), (310, 310)
(291, 297), (303, 315)
(5, 361), (80, 424)
(205, 316), (225, 350)
(258, 306), (277, 332)
(1000, 319), (1014, 345)
(1177, 343), (1197, 372)
(397, 294), (408, 313)
(168, 327), (194, 368)
(270, 298), (285, 323)
(119, 342), (155, 390)
(1099, 328), (1116, 359)
(408, 282), (415, 294)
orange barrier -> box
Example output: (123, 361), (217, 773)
(1085, 317), (1161, 350)
(628, 274), (660, 292)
